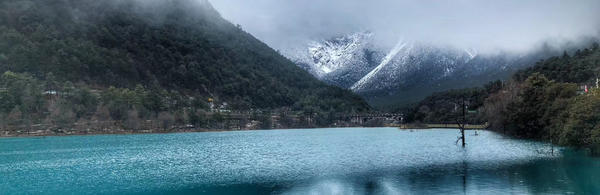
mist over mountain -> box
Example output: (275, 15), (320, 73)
(212, 0), (600, 54)
(287, 32), (596, 108)
(211, 0), (600, 108)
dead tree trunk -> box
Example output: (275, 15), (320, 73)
(461, 99), (466, 147)
(456, 97), (466, 148)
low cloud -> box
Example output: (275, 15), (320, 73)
(210, 0), (600, 53)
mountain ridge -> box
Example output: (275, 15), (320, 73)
(288, 32), (570, 108)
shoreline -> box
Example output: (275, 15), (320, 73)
(0, 129), (226, 138)
(0, 126), (484, 139)
(0, 126), (366, 138)
(0, 128), (301, 138)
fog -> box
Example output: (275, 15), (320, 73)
(210, 0), (600, 53)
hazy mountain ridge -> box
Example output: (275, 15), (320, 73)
(289, 32), (569, 108)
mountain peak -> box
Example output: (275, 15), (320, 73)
(305, 31), (374, 77)
(286, 32), (549, 107)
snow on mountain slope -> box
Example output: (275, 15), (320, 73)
(352, 42), (479, 94)
(292, 32), (374, 76)
(288, 32), (383, 88)
(308, 32), (372, 76)
(287, 32), (554, 107)
(351, 40), (406, 91)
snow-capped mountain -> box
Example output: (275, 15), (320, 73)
(289, 32), (382, 88)
(350, 42), (480, 93)
(288, 32), (558, 107)
(308, 32), (373, 77)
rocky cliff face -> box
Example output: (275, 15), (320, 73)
(290, 32), (381, 88)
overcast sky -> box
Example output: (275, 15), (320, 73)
(210, 0), (600, 53)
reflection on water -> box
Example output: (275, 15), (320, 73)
(0, 128), (599, 194)
(206, 152), (599, 195)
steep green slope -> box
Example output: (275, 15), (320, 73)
(405, 43), (600, 151)
(487, 43), (600, 142)
(0, 0), (369, 112)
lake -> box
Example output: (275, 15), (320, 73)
(1, 128), (599, 194)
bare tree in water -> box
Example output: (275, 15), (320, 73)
(455, 96), (468, 148)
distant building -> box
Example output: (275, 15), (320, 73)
(218, 102), (231, 113)
(579, 85), (590, 95)
(43, 90), (58, 95)
(208, 98), (215, 111)
(43, 90), (59, 99)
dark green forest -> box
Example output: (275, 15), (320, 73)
(407, 43), (600, 151)
(486, 43), (600, 149)
(402, 81), (502, 124)
(514, 43), (600, 83)
(0, 0), (369, 133)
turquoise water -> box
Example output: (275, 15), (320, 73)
(1, 128), (599, 194)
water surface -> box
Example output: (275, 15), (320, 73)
(1, 128), (599, 194)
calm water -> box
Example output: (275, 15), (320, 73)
(1, 128), (599, 194)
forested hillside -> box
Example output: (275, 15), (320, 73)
(514, 43), (600, 84)
(484, 43), (600, 148)
(403, 81), (503, 124)
(0, 0), (369, 133)
(407, 43), (600, 151)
